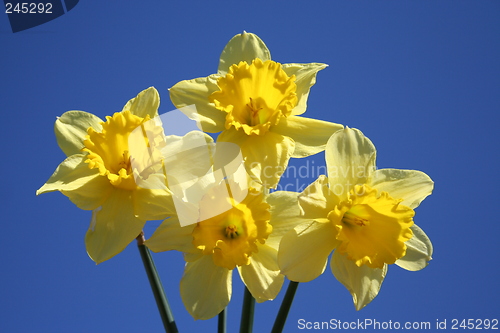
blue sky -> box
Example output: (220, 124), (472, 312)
(1, 1), (499, 332)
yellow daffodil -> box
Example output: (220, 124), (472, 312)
(169, 32), (343, 189)
(146, 173), (300, 320)
(275, 127), (434, 310)
(36, 87), (175, 264)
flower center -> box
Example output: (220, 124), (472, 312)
(192, 188), (272, 270)
(209, 59), (298, 136)
(225, 224), (240, 239)
(328, 185), (415, 269)
(82, 110), (150, 191)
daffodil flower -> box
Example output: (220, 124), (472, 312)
(37, 87), (176, 263)
(146, 172), (300, 320)
(169, 32), (343, 189)
(275, 127), (434, 310)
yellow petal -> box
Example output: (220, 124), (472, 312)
(218, 31), (271, 75)
(55, 111), (103, 157)
(298, 175), (339, 219)
(218, 129), (295, 189)
(272, 115), (343, 158)
(325, 127), (376, 200)
(122, 86), (159, 119)
(145, 216), (198, 254)
(266, 190), (309, 249)
(278, 220), (338, 282)
(169, 75), (226, 133)
(396, 224), (433, 271)
(36, 154), (112, 210)
(85, 189), (145, 263)
(184, 251), (204, 263)
(281, 63), (328, 116)
(370, 169), (434, 209)
(330, 251), (387, 310)
(238, 243), (284, 302)
(133, 186), (176, 222)
(180, 255), (232, 320)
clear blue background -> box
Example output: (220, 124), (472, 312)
(1, 1), (498, 332)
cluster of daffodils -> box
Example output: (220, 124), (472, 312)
(37, 32), (433, 321)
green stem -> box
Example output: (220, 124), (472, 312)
(218, 308), (227, 333)
(136, 233), (179, 333)
(271, 281), (299, 333)
(239, 286), (255, 333)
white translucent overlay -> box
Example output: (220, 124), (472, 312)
(128, 105), (248, 226)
